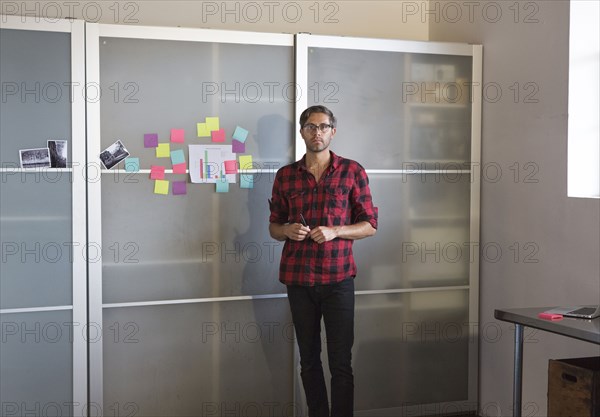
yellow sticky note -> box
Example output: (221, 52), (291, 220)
(156, 143), (170, 158)
(154, 180), (169, 195)
(239, 155), (253, 170)
(197, 123), (210, 137)
(205, 117), (220, 132)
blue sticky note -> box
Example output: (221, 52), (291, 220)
(216, 177), (229, 193)
(233, 126), (249, 143)
(240, 174), (254, 189)
(171, 149), (186, 165)
(124, 157), (140, 172)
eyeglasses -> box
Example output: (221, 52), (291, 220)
(302, 123), (333, 133)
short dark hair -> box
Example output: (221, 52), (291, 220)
(299, 105), (337, 129)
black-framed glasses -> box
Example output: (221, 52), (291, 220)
(302, 123), (333, 133)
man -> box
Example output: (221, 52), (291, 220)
(269, 105), (378, 417)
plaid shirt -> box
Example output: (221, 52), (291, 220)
(269, 151), (378, 286)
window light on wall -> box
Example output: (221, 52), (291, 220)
(568, 0), (600, 198)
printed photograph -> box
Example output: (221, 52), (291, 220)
(19, 147), (51, 169)
(48, 140), (68, 168)
(99, 140), (130, 169)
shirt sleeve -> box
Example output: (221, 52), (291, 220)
(350, 164), (378, 229)
(269, 169), (289, 224)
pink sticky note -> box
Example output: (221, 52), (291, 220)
(144, 133), (159, 148)
(172, 181), (187, 195)
(171, 129), (185, 143)
(173, 162), (187, 174)
(150, 165), (165, 180)
(232, 139), (246, 153)
(224, 160), (238, 174)
(211, 128), (226, 143)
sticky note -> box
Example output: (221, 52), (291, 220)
(233, 126), (249, 143)
(150, 165), (165, 180)
(224, 160), (238, 174)
(232, 139), (245, 153)
(239, 155), (253, 170)
(197, 123), (210, 137)
(211, 128), (226, 143)
(156, 143), (170, 158)
(124, 157), (140, 172)
(171, 129), (185, 143)
(144, 133), (159, 148)
(216, 177), (229, 193)
(206, 117), (219, 132)
(154, 180), (169, 195)
(172, 181), (187, 195)
(171, 149), (186, 165)
(173, 162), (187, 174)
(240, 174), (254, 189)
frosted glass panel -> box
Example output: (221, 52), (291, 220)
(307, 48), (472, 169)
(0, 28), (73, 309)
(354, 291), (470, 410)
(0, 311), (73, 411)
(103, 299), (294, 416)
(99, 37), (294, 168)
(102, 172), (284, 303)
(353, 173), (471, 291)
(0, 29), (71, 165)
(1, 176), (73, 308)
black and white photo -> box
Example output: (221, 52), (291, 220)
(48, 140), (68, 168)
(99, 140), (130, 169)
(19, 148), (51, 169)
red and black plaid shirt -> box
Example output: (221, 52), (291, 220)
(269, 151), (378, 286)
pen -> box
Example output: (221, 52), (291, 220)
(299, 213), (308, 227)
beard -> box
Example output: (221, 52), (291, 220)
(306, 137), (331, 153)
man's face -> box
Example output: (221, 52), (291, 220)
(300, 112), (336, 154)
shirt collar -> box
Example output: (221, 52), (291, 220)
(298, 151), (340, 172)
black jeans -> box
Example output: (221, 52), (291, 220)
(287, 277), (355, 417)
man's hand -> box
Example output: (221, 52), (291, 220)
(309, 226), (338, 244)
(285, 223), (311, 241)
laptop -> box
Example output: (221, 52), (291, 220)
(545, 305), (600, 319)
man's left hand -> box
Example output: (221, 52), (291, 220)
(308, 226), (338, 244)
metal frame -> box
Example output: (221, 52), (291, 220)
(0, 15), (87, 417)
(295, 33), (483, 414)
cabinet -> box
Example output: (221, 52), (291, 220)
(0, 16), (87, 417)
(296, 34), (482, 414)
(1, 19), (480, 416)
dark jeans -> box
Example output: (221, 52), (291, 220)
(287, 277), (355, 417)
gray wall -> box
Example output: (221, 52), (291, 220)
(429, 1), (600, 415)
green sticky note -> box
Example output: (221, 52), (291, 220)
(124, 157), (140, 172)
(154, 179), (169, 195)
(240, 174), (254, 189)
(197, 123), (210, 137)
(216, 177), (229, 193)
(205, 117), (220, 132)
(156, 143), (170, 158)
(238, 155), (253, 170)
(171, 149), (185, 165)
